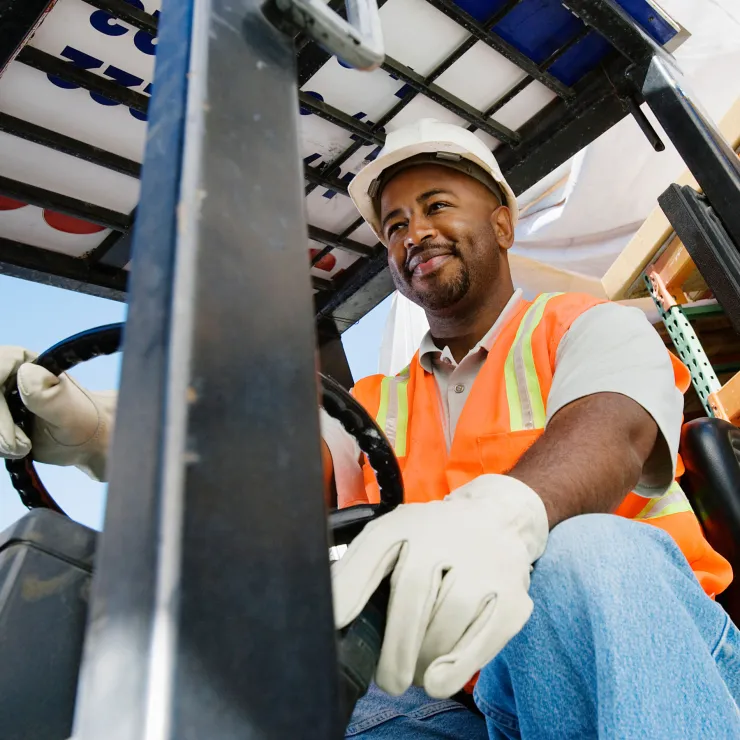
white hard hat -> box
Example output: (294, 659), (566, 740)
(348, 118), (518, 241)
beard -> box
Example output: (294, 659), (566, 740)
(390, 219), (501, 312)
(391, 251), (472, 311)
(413, 263), (471, 310)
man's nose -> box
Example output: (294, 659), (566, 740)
(405, 213), (437, 249)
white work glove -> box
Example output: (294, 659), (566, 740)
(332, 474), (549, 698)
(0, 346), (117, 481)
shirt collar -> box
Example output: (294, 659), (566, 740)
(418, 289), (524, 373)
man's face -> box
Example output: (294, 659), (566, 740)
(379, 163), (512, 312)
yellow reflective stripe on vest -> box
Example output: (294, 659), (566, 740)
(375, 367), (410, 457)
(634, 481), (694, 520)
(376, 375), (390, 431)
(395, 378), (409, 457)
(504, 293), (563, 432)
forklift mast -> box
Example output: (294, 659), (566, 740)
(1, 1), (739, 739)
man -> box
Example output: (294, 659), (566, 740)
(0, 120), (738, 738)
(320, 119), (739, 738)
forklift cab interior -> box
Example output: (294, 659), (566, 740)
(1, 0), (739, 738)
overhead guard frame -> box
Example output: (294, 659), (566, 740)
(0, 0), (712, 333)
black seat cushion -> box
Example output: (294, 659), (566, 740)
(681, 418), (740, 566)
(681, 418), (740, 619)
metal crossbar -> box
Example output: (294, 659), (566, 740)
(0, 174), (132, 231)
(298, 92), (386, 145)
(16, 46), (150, 113)
(479, 26), (590, 118)
(424, 0), (574, 100)
(80, 0), (158, 33)
(0, 234), (127, 300)
(308, 225), (375, 258)
(84, 226), (133, 266)
(311, 217), (372, 269)
(380, 56), (521, 143)
(0, 112), (141, 178)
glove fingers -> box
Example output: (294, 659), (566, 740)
(375, 548), (445, 696)
(0, 349), (37, 459)
(18, 365), (98, 446)
(331, 518), (404, 630)
(0, 348), (37, 385)
(18, 364), (64, 421)
(415, 571), (487, 685)
(423, 586), (534, 699)
(0, 399), (31, 458)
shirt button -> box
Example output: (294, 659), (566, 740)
(454, 384), (465, 393)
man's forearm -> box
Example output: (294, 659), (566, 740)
(507, 393), (659, 529)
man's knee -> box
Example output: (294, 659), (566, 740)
(539, 513), (641, 569)
(531, 513), (681, 598)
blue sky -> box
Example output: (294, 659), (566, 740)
(0, 274), (391, 532)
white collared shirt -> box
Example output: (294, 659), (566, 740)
(417, 289), (524, 448)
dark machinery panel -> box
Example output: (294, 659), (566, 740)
(0, 510), (96, 740)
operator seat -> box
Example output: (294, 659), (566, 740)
(680, 418), (740, 621)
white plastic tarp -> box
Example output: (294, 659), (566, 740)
(378, 0), (740, 377)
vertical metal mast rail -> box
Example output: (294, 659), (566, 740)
(568, 1), (740, 400)
(72, 1), (343, 738)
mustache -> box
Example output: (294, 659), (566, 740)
(405, 241), (457, 274)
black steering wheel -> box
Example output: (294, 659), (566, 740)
(4, 323), (402, 724)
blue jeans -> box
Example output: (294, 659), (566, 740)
(346, 514), (740, 739)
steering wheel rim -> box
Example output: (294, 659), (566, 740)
(5, 323), (124, 514)
(4, 323), (404, 533)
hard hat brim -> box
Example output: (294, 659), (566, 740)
(348, 138), (519, 242)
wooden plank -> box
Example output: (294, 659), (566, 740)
(709, 370), (740, 425)
(651, 233), (710, 303)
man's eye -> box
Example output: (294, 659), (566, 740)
(387, 222), (404, 237)
(428, 202), (448, 213)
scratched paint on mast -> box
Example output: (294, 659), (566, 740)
(0, 0), (678, 278)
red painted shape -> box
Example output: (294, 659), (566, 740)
(0, 195), (27, 211)
(310, 248), (337, 272)
(43, 210), (106, 235)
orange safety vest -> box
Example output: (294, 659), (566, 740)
(349, 292), (732, 598)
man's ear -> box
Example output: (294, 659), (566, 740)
(490, 205), (515, 250)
